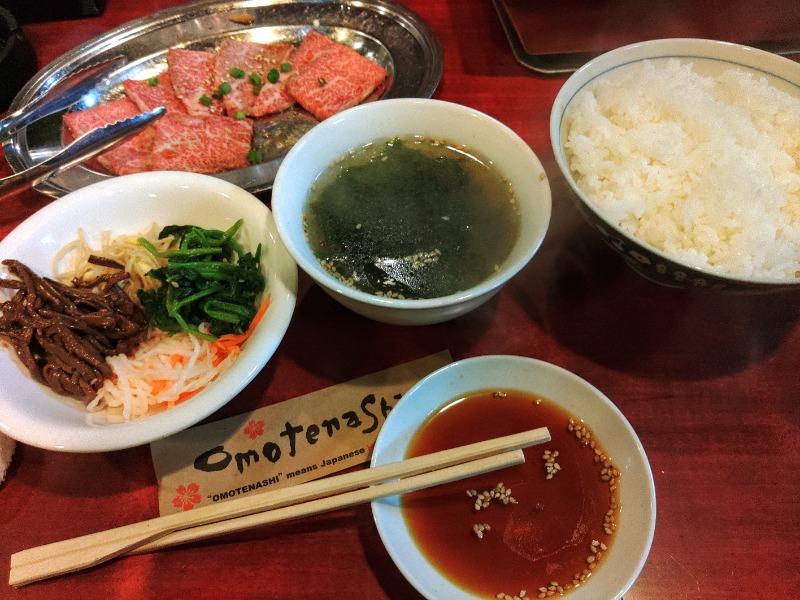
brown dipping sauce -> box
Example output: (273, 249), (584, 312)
(402, 390), (620, 598)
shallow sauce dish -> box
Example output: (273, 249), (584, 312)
(0, 172), (297, 452)
(272, 98), (552, 325)
(371, 355), (656, 600)
(550, 38), (800, 291)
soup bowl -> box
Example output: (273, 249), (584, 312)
(272, 98), (552, 325)
(371, 355), (656, 599)
(550, 38), (800, 292)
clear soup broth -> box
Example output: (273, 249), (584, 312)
(304, 136), (521, 300)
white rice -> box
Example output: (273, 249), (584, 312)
(563, 58), (800, 280)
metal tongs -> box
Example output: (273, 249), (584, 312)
(0, 58), (124, 142)
(0, 107), (165, 198)
(0, 59), (165, 198)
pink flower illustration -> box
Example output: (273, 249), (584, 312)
(173, 482), (202, 511)
(244, 419), (265, 439)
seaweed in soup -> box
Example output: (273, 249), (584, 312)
(305, 137), (520, 299)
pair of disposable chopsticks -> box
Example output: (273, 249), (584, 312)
(9, 426), (550, 588)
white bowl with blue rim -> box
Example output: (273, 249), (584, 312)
(370, 355), (656, 600)
(550, 38), (800, 292)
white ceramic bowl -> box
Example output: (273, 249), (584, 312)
(550, 38), (800, 291)
(371, 355), (656, 600)
(272, 98), (552, 325)
(0, 172), (297, 452)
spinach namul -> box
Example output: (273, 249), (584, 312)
(304, 137), (520, 299)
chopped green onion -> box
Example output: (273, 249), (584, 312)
(247, 148), (263, 164)
(229, 67), (245, 78)
(249, 72), (263, 95)
(212, 81), (232, 100)
(280, 62), (291, 72)
(146, 76), (159, 86)
(234, 110), (246, 120)
(267, 68), (280, 84)
(199, 94), (212, 106)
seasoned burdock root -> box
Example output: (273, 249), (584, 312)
(0, 259), (148, 401)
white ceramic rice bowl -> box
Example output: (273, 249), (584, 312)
(550, 38), (800, 291)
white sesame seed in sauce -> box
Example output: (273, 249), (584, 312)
(411, 394), (620, 599)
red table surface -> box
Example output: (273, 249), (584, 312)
(1, 1), (799, 599)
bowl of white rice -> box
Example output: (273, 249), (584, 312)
(550, 38), (800, 290)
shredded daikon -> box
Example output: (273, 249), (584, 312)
(87, 330), (241, 423)
(53, 224), (174, 299)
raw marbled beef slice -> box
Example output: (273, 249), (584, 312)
(214, 39), (294, 117)
(123, 75), (187, 114)
(250, 71), (296, 116)
(287, 41), (386, 120)
(61, 97), (154, 175)
(168, 48), (224, 115)
(288, 31), (337, 71)
(148, 113), (253, 174)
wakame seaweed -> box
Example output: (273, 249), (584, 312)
(137, 220), (265, 340)
(304, 137), (520, 299)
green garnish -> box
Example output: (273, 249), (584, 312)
(199, 94), (212, 106)
(249, 72), (263, 95)
(247, 148), (263, 164)
(137, 220), (265, 341)
(267, 68), (280, 84)
(280, 62), (291, 72)
(234, 110), (246, 120)
(212, 81), (232, 100)
(229, 67), (245, 78)
(146, 76), (159, 86)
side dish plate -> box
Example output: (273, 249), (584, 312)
(2, 0), (443, 197)
(0, 172), (298, 452)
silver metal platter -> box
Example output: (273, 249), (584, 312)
(3, 0), (443, 197)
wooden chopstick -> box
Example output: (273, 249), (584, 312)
(9, 426), (550, 587)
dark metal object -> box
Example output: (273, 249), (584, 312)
(492, 0), (800, 74)
(0, 0), (106, 23)
(0, 7), (36, 111)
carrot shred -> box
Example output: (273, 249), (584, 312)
(150, 379), (170, 396)
(215, 296), (270, 351)
(177, 389), (200, 403)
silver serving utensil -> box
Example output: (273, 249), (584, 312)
(213, 156), (284, 193)
(0, 56), (125, 142)
(0, 106), (165, 199)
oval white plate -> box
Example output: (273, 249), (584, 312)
(0, 171), (297, 452)
(371, 355), (656, 600)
